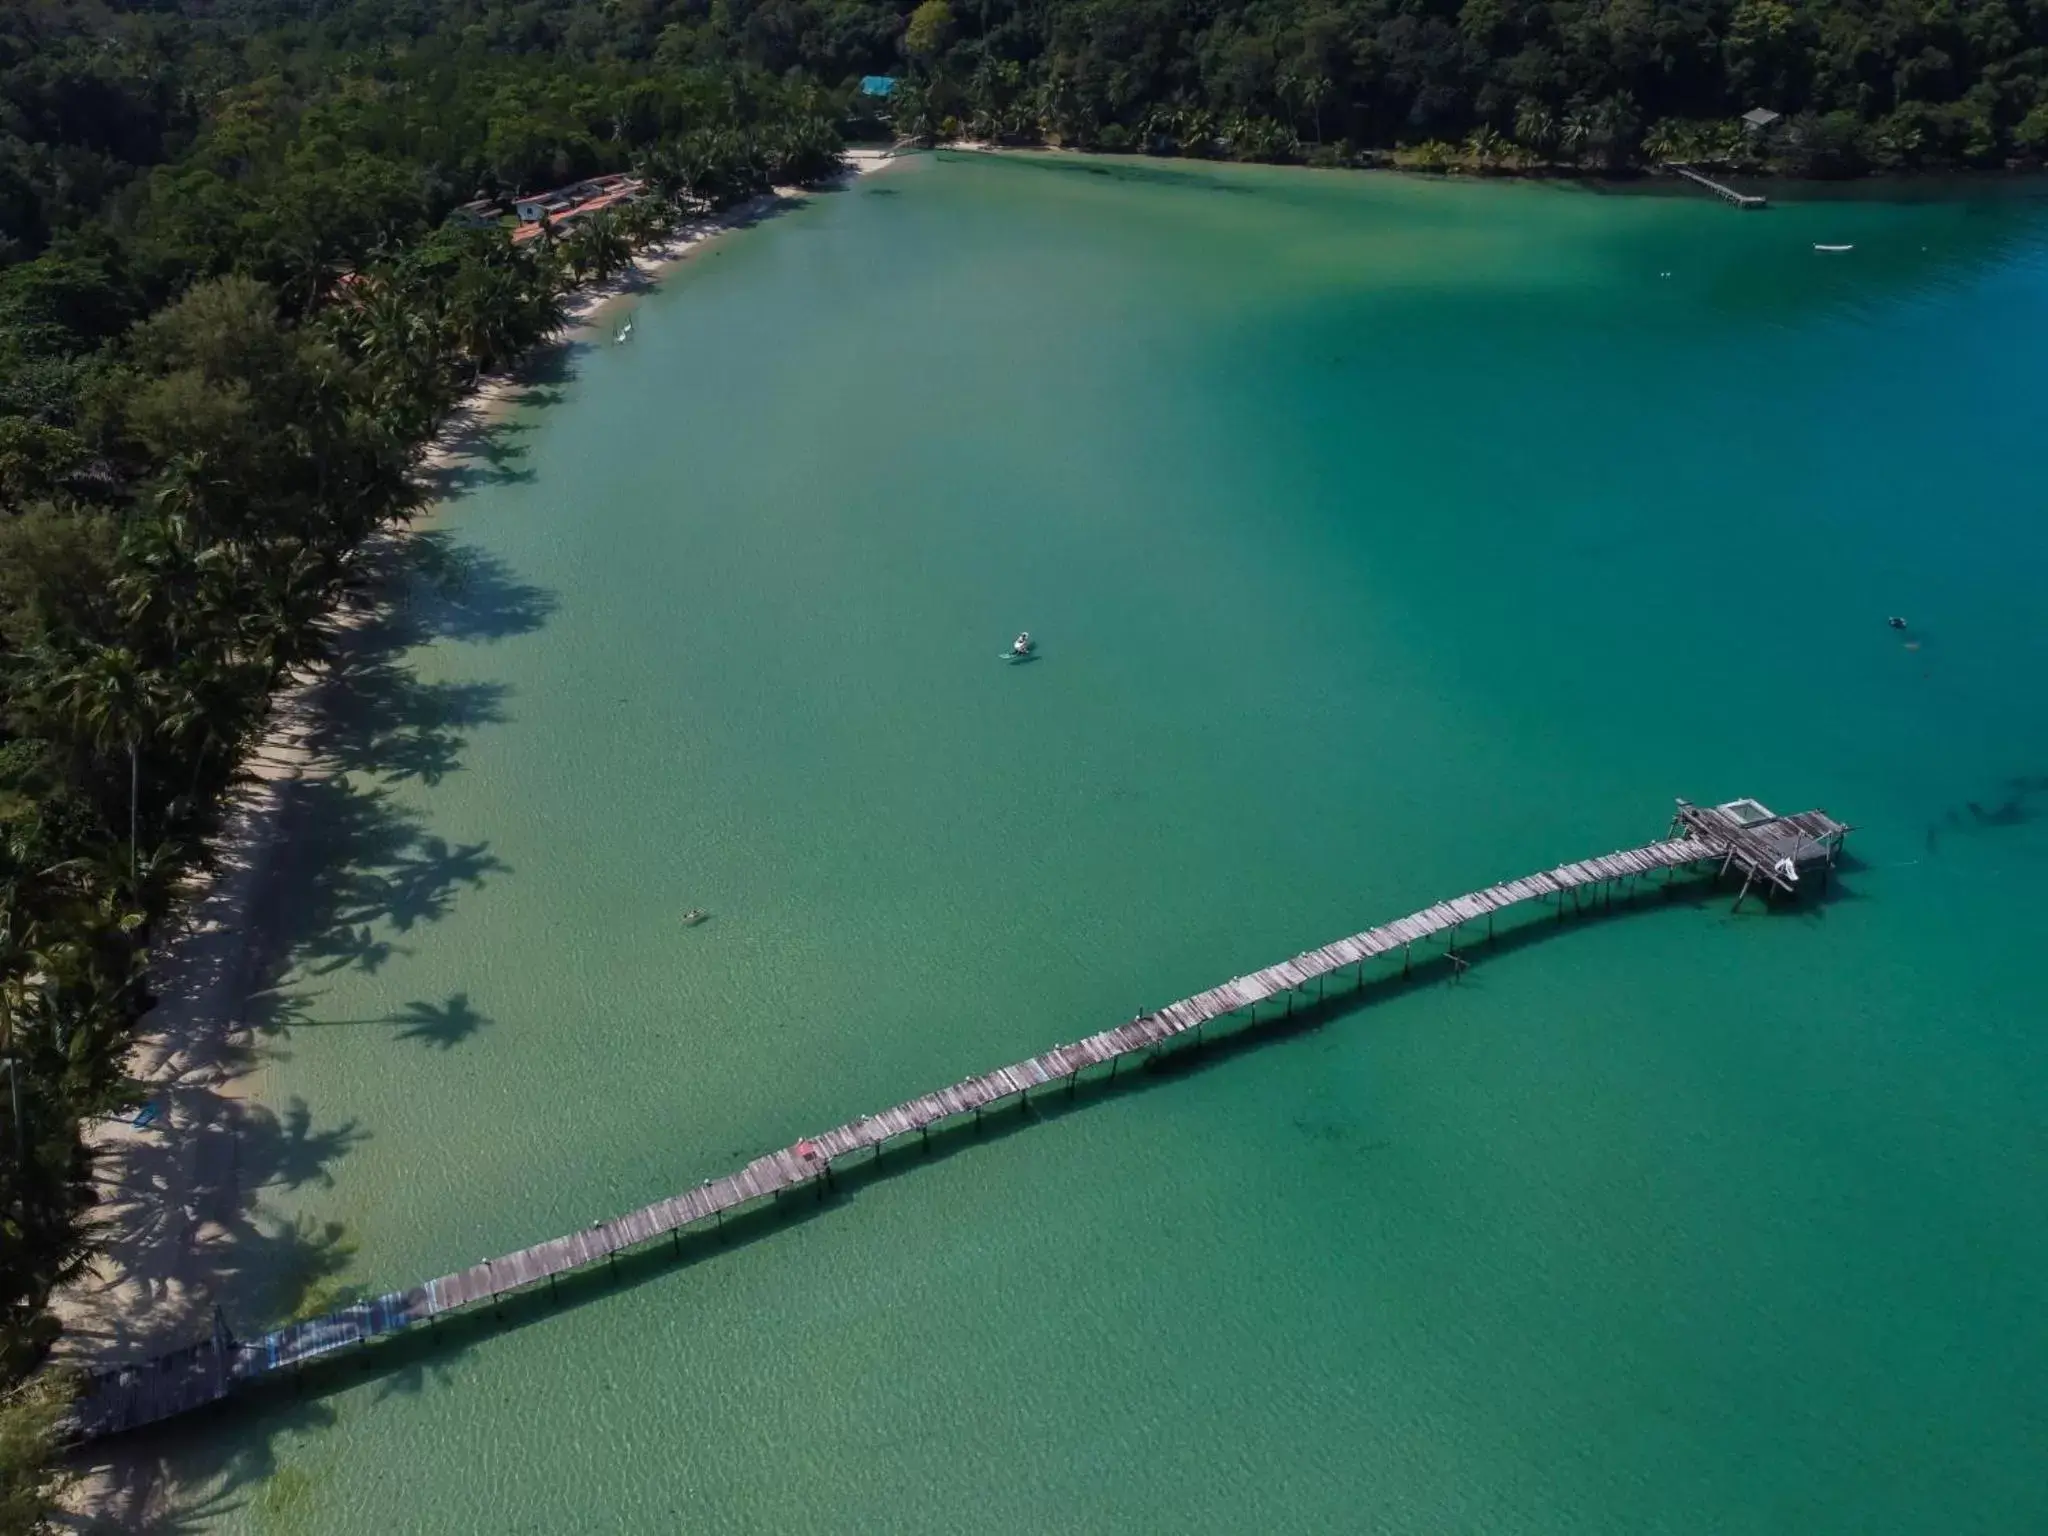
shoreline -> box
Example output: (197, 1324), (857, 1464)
(52, 145), (902, 1527)
(938, 139), (2048, 199)
(424, 147), (903, 465)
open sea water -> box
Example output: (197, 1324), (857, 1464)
(128, 153), (2048, 1533)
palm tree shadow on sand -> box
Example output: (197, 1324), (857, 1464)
(386, 992), (489, 1048)
(250, 989), (493, 1053)
(59, 531), (555, 1526)
(235, 532), (540, 990)
(423, 343), (583, 503)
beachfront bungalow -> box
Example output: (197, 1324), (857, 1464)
(513, 174), (643, 226)
(515, 192), (577, 223)
(509, 176), (648, 245)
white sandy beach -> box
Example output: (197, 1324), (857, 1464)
(53, 147), (901, 1527)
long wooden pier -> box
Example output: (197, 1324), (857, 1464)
(67, 798), (1845, 1440)
(1666, 163), (1767, 208)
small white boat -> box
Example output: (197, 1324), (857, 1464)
(1814, 244), (1854, 253)
(616, 319), (635, 343)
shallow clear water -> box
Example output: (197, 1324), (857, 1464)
(136, 155), (2048, 1532)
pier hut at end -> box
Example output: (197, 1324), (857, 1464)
(1673, 797), (1848, 908)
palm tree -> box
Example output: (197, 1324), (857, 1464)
(1300, 75), (1333, 146)
(529, 211), (559, 262)
(1406, 139), (1456, 172)
(564, 211), (634, 285)
(114, 511), (205, 664)
(238, 545), (337, 678)
(271, 228), (346, 318)
(618, 196), (673, 247)
(1001, 98), (1038, 144)
(161, 654), (248, 809)
(1874, 118), (1923, 166)
(1279, 72), (1332, 146)
(87, 837), (187, 925)
(1559, 109), (1593, 166)
(1464, 124), (1506, 170)
(1589, 92), (1641, 170)
(635, 146), (688, 205)
(0, 945), (53, 1169)
(344, 279), (440, 383)
(150, 450), (229, 545)
(1139, 104), (1175, 152)
(1641, 120), (1685, 164)
(442, 265), (528, 379)
(1035, 75), (1087, 145)
(672, 126), (768, 209)
(38, 645), (168, 887)
(894, 80), (943, 147)
(968, 57), (1003, 138)
(1514, 100), (1558, 162)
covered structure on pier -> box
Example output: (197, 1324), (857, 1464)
(1673, 797), (1849, 906)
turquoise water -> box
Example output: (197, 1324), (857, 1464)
(129, 156), (2048, 1531)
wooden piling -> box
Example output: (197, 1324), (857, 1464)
(64, 802), (1852, 1443)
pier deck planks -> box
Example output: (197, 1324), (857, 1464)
(72, 813), (1839, 1440)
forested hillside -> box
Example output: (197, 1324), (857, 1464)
(7, 0), (2048, 282)
(1, 0), (2045, 1524)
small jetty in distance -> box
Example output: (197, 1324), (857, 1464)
(68, 797), (1847, 1441)
(1666, 163), (1767, 209)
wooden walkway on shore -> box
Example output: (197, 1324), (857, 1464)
(1666, 163), (1767, 208)
(68, 799), (1846, 1441)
